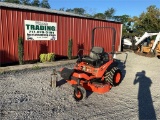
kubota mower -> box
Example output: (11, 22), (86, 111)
(59, 27), (122, 101)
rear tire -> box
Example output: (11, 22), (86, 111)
(73, 86), (86, 101)
(104, 67), (122, 86)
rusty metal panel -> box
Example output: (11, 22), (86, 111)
(0, 7), (122, 64)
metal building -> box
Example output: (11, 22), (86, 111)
(0, 2), (122, 65)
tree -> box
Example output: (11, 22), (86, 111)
(113, 15), (133, 36)
(40, 0), (50, 9)
(73, 8), (85, 15)
(59, 7), (65, 11)
(18, 36), (24, 65)
(31, 0), (40, 7)
(21, 0), (30, 5)
(104, 8), (115, 20)
(63, 7), (92, 17)
(84, 13), (93, 18)
(66, 8), (74, 13)
(93, 13), (106, 20)
(66, 8), (86, 15)
(3, 0), (21, 4)
(132, 5), (160, 34)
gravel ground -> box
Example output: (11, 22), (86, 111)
(0, 52), (160, 120)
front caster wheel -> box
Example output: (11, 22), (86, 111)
(73, 86), (86, 101)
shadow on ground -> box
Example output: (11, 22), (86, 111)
(134, 70), (156, 120)
(115, 52), (128, 81)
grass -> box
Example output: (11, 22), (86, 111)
(0, 70), (5, 75)
(32, 64), (40, 70)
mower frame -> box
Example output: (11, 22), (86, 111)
(53, 27), (122, 101)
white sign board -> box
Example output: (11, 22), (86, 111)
(24, 20), (57, 40)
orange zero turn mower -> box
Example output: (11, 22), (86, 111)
(59, 27), (122, 101)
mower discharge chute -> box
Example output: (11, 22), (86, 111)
(58, 27), (122, 101)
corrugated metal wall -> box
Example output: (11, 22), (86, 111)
(0, 7), (122, 64)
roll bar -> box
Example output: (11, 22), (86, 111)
(91, 27), (116, 54)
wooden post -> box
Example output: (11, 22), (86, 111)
(51, 69), (58, 88)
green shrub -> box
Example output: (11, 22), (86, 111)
(47, 53), (55, 62)
(18, 36), (24, 65)
(40, 53), (55, 62)
(67, 38), (73, 59)
(40, 54), (47, 63)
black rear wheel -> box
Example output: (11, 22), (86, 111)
(73, 86), (86, 101)
(104, 67), (122, 86)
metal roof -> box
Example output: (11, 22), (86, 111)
(0, 2), (121, 23)
(0, 2), (84, 17)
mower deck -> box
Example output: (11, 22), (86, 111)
(67, 80), (112, 94)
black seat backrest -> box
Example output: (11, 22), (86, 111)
(89, 47), (104, 60)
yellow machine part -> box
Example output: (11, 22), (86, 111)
(156, 42), (160, 56)
(141, 40), (154, 53)
(136, 40), (160, 57)
(142, 47), (151, 53)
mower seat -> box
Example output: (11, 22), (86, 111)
(82, 47), (105, 67)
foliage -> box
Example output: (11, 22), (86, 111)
(18, 36), (24, 65)
(31, 0), (40, 7)
(2, 0), (50, 8)
(132, 5), (160, 35)
(66, 8), (86, 15)
(113, 15), (133, 37)
(65, 8), (74, 13)
(67, 38), (73, 59)
(73, 8), (85, 15)
(61, 7), (93, 17)
(32, 64), (40, 70)
(21, 0), (30, 5)
(40, 54), (47, 63)
(83, 5), (159, 37)
(47, 53), (55, 61)
(3, 0), (21, 4)
(113, 15), (130, 24)
(93, 13), (106, 20)
(40, 0), (50, 9)
(84, 14), (93, 18)
(59, 7), (65, 11)
(104, 8), (115, 20)
(40, 53), (55, 62)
